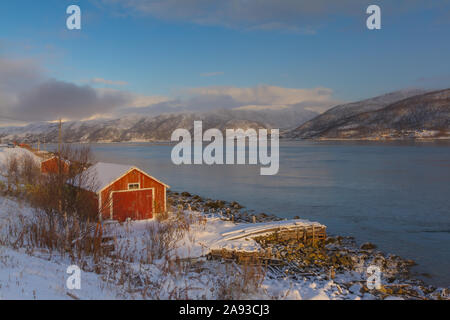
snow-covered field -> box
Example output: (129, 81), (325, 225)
(0, 193), (371, 300)
(0, 246), (123, 300)
(0, 197), (124, 299)
(0, 147), (41, 173)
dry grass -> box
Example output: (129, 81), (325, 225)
(215, 262), (266, 300)
(3, 210), (106, 264)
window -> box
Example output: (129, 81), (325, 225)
(128, 183), (140, 190)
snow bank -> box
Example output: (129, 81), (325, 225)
(0, 246), (121, 300)
(0, 147), (41, 174)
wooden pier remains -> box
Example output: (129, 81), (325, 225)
(208, 222), (326, 265)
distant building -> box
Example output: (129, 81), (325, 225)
(40, 156), (70, 174)
(18, 143), (32, 150)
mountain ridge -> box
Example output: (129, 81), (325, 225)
(0, 107), (317, 143)
(286, 89), (450, 140)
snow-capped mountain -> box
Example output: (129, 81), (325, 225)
(286, 89), (449, 139)
(0, 108), (317, 143)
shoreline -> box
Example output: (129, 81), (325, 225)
(14, 136), (450, 146)
(168, 189), (450, 299)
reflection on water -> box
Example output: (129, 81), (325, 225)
(87, 140), (450, 286)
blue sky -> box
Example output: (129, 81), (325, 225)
(0, 0), (449, 123)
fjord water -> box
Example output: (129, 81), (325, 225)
(91, 141), (450, 287)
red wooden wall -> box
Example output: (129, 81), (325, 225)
(41, 158), (70, 174)
(99, 169), (166, 221)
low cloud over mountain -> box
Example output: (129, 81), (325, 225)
(0, 56), (335, 125)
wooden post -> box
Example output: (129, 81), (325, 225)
(303, 227), (307, 243)
(312, 226), (316, 246)
(58, 118), (62, 157)
(252, 215), (256, 223)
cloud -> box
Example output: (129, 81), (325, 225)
(120, 85), (338, 115)
(0, 56), (337, 123)
(90, 77), (129, 86)
(0, 57), (167, 123)
(98, 0), (442, 32)
(200, 72), (224, 77)
(0, 57), (42, 92)
(185, 85), (334, 107)
(13, 80), (131, 122)
(247, 22), (317, 35)
(416, 74), (450, 87)
(125, 93), (171, 108)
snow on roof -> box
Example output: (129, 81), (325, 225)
(81, 162), (170, 193)
(83, 162), (135, 192)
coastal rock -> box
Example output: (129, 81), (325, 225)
(231, 201), (244, 209)
(360, 242), (377, 250)
(349, 283), (363, 294)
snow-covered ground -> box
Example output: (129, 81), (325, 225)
(0, 146), (40, 163)
(0, 246), (123, 300)
(0, 194), (370, 300)
(0, 196), (125, 299)
(0, 146), (41, 175)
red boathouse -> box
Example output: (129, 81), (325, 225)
(83, 163), (169, 222)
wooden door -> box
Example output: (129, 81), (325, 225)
(112, 189), (153, 221)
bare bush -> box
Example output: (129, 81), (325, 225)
(215, 262), (266, 300)
(30, 144), (99, 222)
(5, 210), (106, 264)
(9, 144), (108, 262)
(5, 154), (20, 193)
(141, 220), (185, 264)
(21, 154), (40, 186)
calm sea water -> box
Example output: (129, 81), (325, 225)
(87, 140), (450, 286)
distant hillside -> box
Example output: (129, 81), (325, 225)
(287, 89), (450, 140)
(0, 108), (317, 143)
(287, 89), (427, 139)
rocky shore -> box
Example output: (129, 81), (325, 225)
(168, 190), (450, 300)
